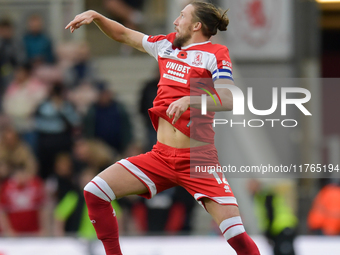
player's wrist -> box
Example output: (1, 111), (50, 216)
(184, 96), (191, 107)
(90, 10), (100, 22)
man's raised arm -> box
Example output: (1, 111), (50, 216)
(65, 10), (146, 52)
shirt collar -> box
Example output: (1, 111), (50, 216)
(181, 40), (211, 50)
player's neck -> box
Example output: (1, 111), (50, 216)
(182, 34), (210, 48)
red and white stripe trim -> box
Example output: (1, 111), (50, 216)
(84, 176), (116, 202)
(118, 159), (157, 198)
(219, 216), (245, 241)
(194, 193), (238, 206)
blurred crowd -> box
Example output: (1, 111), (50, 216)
(1, 1), (340, 248)
(0, 0), (198, 238)
(0, 2), (197, 238)
(0, 11), (131, 237)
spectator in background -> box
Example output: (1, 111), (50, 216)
(103, 0), (145, 30)
(248, 179), (298, 255)
(0, 19), (24, 105)
(35, 82), (80, 179)
(33, 64), (63, 87)
(308, 181), (340, 235)
(23, 14), (54, 65)
(103, 0), (146, 55)
(139, 74), (159, 152)
(72, 138), (117, 173)
(54, 168), (121, 239)
(2, 63), (48, 151)
(67, 81), (99, 116)
(56, 42), (76, 71)
(0, 160), (10, 184)
(132, 187), (196, 234)
(64, 42), (97, 88)
(0, 126), (37, 177)
(83, 82), (133, 156)
(0, 163), (48, 237)
(46, 153), (75, 203)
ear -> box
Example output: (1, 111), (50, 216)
(193, 22), (202, 32)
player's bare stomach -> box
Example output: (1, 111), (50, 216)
(157, 117), (210, 148)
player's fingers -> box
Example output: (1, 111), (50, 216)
(172, 115), (178, 124)
(65, 21), (72, 29)
(65, 18), (79, 29)
(66, 15), (86, 30)
(69, 21), (85, 33)
(172, 108), (182, 124)
(76, 19), (88, 27)
(166, 103), (173, 113)
(166, 104), (174, 118)
(170, 105), (179, 119)
(168, 110), (174, 119)
(67, 22), (79, 32)
(74, 23), (81, 29)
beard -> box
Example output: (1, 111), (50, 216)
(173, 27), (193, 48)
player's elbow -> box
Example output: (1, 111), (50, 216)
(111, 25), (129, 43)
(119, 27), (137, 45)
(115, 30), (127, 43)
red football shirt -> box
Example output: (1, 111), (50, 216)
(0, 176), (45, 233)
(142, 33), (234, 143)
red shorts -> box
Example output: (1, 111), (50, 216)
(117, 142), (237, 207)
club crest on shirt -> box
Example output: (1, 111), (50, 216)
(192, 52), (203, 66)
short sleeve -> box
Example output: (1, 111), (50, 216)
(210, 47), (234, 82)
(142, 33), (175, 60)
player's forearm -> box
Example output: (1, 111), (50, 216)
(92, 11), (127, 43)
(189, 93), (233, 112)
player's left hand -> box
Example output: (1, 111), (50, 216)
(166, 96), (190, 124)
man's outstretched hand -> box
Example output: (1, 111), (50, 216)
(65, 10), (96, 33)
